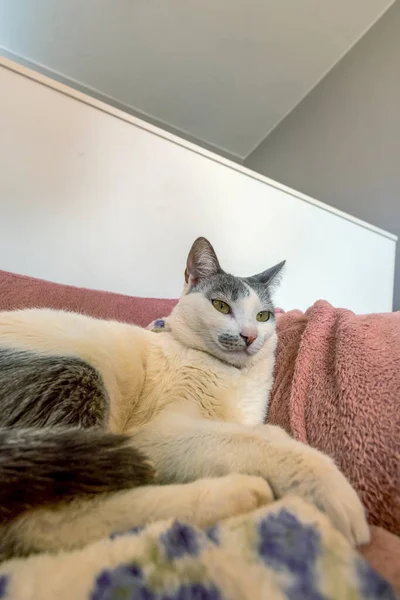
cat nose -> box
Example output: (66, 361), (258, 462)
(240, 331), (257, 346)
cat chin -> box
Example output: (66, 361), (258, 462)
(211, 346), (257, 369)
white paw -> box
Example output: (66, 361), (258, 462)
(289, 453), (370, 547)
(192, 474), (274, 527)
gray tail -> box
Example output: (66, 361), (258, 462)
(0, 427), (154, 523)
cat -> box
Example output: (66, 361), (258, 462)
(0, 237), (369, 560)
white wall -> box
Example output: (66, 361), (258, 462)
(0, 58), (396, 313)
(245, 0), (400, 311)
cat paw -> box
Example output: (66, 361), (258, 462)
(290, 453), (370, 547)
(192, 474), (274, 528)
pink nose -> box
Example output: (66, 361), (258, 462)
(240, 332), (257, 346)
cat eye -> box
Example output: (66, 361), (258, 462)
(256, 311), (271, 322)
(212, 299), (231, 315)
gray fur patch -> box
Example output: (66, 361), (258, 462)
(0, 348), (109, 429)
(0, 427), (154, 530)
(186, 237), (285, 310)
(190, 271), (277, 312)
(242, 279), (275, 308)
(0, 348), (154, 543)
(189, 257), (285, 312)
(191, 273), (250, 302)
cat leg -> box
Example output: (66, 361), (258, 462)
(130, 411), (370, 547)
(1, 474), (273, 558)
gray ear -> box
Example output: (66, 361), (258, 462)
(247, 260), (286, 287)
(185, 237), (221, 288)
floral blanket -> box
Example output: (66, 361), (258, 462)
(0, 497), (395, 600)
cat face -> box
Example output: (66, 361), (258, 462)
(170, 238), (285, 368)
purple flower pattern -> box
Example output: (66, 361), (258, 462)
(0, 507), (395, 599)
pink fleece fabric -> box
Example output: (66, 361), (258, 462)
(269, 300), (400, 537)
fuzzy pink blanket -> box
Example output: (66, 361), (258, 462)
(269, 300), (400, 538)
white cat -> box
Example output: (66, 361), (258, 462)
(0, 237), (369, 559)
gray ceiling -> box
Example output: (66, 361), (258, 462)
(0, 0), (394, 159)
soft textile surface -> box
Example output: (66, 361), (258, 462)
(269, 301), (400, 538)
(361, 526), (400, 596)
(0, 270), (177, 327)
(0, 497), (395, 600)
(0, 270), (398, 596)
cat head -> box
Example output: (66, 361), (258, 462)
(169, 237), (285, 368)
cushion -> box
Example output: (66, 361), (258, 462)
(0, 270), (177, 327)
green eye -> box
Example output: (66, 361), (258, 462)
(212, 299), (231, 315)
(256, 311), (271, 322)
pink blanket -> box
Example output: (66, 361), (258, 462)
(0, 269), (177, 327)
(269, 300), (400, 537)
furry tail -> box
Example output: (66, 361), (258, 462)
(0, 427), (154, 522)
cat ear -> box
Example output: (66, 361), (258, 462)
(185, 237), (221, 290)
(248, 260), (286, 287)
